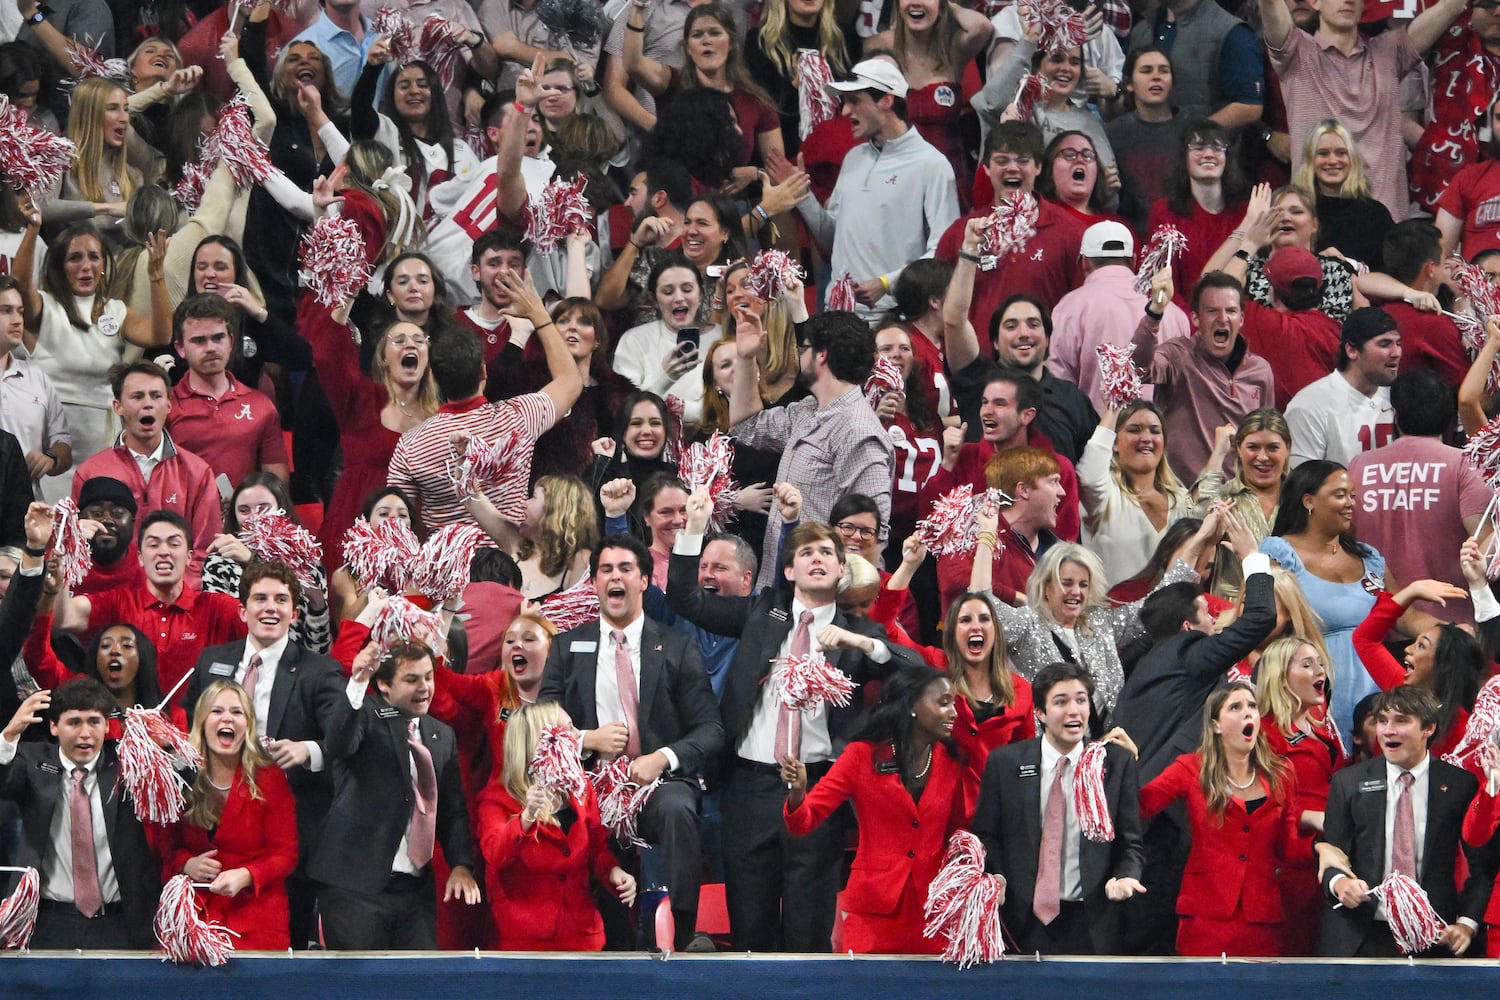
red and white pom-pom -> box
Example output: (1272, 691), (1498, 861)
(745, 249), (805, 301)
(1443, 676), (1500, 769)
(827, 272), (860, 312)
(413, 523), (486, 606)
(341, 517), (401, 594)
(916, 486), (1010, 556)
(525, 175), (593, 254)
(50, 497), (93, 591)
(1073, 741), (1115, 842)
(590, 755), (660, 847)
(864, 353), (905, 409)
(539, 577), (600, 633)
(1097, 343), (1145, 411)
(1464, 416), (1500, 492)
(374, 7), (418, 66)
(118, 708), (200, 824)
(1015, 0), (1087, 52)
(298, 214), (373, 307)
(1011, 73), (1046, 123)
(370, 595), (447, 657)
(0, 95), (75, 199)
(662, 394), (686, 463)
(978, 193), (1039, 265)
(796, 49), (839, 141)
(530, 723), (587, 798)
(923, 830), (1006, 967)
(202, 94), (273, 187)
(418, 15), (470, 89)
(1451, 254), (1500, 393)
(1132, 226), (1188, 296)
(446, 423), (525, 503)
(770, 652), (857, 713)
(229, 0), (294, 17)
(679, 432), (738, 532)
(0, 868), (38, 949)
(66, 41), (130, 82)
(154, 875), (236, 966)
(237, 508), (323, 591)
(1371, 871), (1447, 954)
(173, 159), (211, 213)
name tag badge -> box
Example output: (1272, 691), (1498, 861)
(209, 661), (235, 677)
(1358, 779), (1385, 794)
(1018, 763), (1039, 779)
(375, 706), (401, 720)
(877, 758), (901, 774)
(570, 641), (597, 653)
(36, 761), (59, 775)
(768, 607), (789, 622)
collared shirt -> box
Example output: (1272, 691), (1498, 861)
(292, 11), (379, 97)
(237, 634), (327, 771)
(0, 353), (70, 469)
(593, 615), (680, 772)
(602, 0), (693, 116)
(86, 583), (246, 704)
(1040, 738), (1084, 902)
(340, 683), (429, 875)
(0, 744), (127, 907)
(129, 435), (167, 487)
(168, 375), (288, 489)
(1382, 754), (1430, 887)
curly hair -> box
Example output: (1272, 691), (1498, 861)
(642, 89), (739, 188)
(521, 475), (600, 578)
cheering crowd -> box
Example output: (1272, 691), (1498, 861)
(4, 0), (1500, 963)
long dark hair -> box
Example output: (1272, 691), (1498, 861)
(1165, 119), (1246, 217)
(849, 665), (959, 780)
(360, 484), (427, 541)
(382, 59), (457, 176)
(1270, 460), (1371, 558)
(189, 235), (251, 294)
(1428, 625), (1485, 739)
(85, 624), (166, 709)
(224, 472), (302, 535)
(42, 223), (113, 330)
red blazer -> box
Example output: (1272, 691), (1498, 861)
(784, 740), (966, 953)
(25, 612), (189, 735)
(150, 764), (299, 950)
(1140, 753), (1300, 924)
(476, 781), (620, 951)
(1461, 783), (1500, 931)
(1354, 591), (1468, 759)
(950, 680), (1035, 820)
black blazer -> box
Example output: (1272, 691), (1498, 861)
(1319, 754), (1496, 956)
(664, 549), (920, 756)
(0, 742), (161, 946)
(307, 693), (475, 896)
(0, 567), (44, 735)
(188, 640), (347, 859)
(970, 739), (1145, 953)
(537, 616), (723, 778)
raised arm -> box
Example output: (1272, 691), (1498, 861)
(501, 271), (582, 415)
(1459, 317), (1500, 436)
(728, 307), (767, 426)
(941, 217), (986, 371)
(1407, 0), (1469, 56)
(119, 231), (171, 348)
(1257, 0), (1295, 50)
(621, 0), (672, 97)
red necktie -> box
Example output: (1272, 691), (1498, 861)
(775, 612), (815, 762)
(1391, 770), (1416, 878)
(71, 768), (102, 918)
(406, 719), (438, 868)
(613, 630), (642, 758)
(1033, 756), (1070, 925)
(241, 652), (262, 704)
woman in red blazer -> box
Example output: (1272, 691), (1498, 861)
(1460, 743), (1500, 957)
(476, 703), (637, 951)
(152, 680), (299, 951)
(1140, 681), (1300, 957)
(783, 666), (967, 954)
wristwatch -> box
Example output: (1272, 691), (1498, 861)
(25, 5), (52, 25)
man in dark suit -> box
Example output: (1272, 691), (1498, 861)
(539, 533), (723, 950)
(1320, 685), (1496, 958)
(0, 678), (161, 948)
(309, 639), (480, 949)
(665, 492), (920, 952)
(186, 560), (345, 948)
(971, 661), (1145, 954)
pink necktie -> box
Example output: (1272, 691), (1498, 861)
(613, 630), (642, 758)
(406, 719), (438, 868)
(1033, 756), (1070, 925)
(241, 652), (262, 703)
(775, 612), (815, 762)
(71, 768), (102, 918)
(1391, 770), (1416, 878)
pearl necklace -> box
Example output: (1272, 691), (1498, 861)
(206, 774), (234, 792)
(913, 746), (934, 780)
(1226, 770), (1257, 790)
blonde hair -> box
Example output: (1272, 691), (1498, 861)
(838, 552), (881, 592)
(500, 702), (572, 825)
(184, 680), (268, 830)
(1256, 634), (1324, 734)
(370, 321), (440, 415)
(723, 259), (798, 390)
(345, 139), (419, 260)
(68, 79), (139, 205)
(1025, 543), (1110, 635)
(699, 340), (736, 433)
(1292, 118), (1372, 200)
(1109, 401), (1189, 512)
(758, 0), (850, 81)
(1197, 681), (1290, 821)
(518, 475), (599, 577)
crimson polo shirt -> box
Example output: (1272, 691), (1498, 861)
(85, 583), (247, 704)
(1237, 301), (1343, 410)
(167, 375), (288, 489)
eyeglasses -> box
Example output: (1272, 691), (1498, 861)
(1187, 141), (1229, 154)
(1056, 148), (1097, 163)
(389, 333), (429, 347)
(835, 521), (878, 540)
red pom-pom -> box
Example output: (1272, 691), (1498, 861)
(238, 508), (323, 591)
(1073, 741), (1115, 842)
(342, 516), (412, 594)
(1463, 416), (1500, 493)
(0, 95), (75, 200)
(1443, 676), (1500, 769)
(796, 50), (838, 141)
(446, 423), (526, 504)
(66, 42), (129, 83)
(1451, 254), (1500, 394)
(745, 249), (805, 301)
(51, 497), (94, 591)
(525, 175), (593, 254)
(1012, 73), (1046, 123)
(173, 159), (211, 213)
(1016, 0), (1088, 51)
(414, 523), (486, 606)
(538, 577), (600, 632)
(678, 431), (738, 532)
(978, 193), (1039, 266)
(923, 830), (1006, 967)
(154, 875), (237, 966)
(370, 595), (447, 657)
(298, 214), (373, 307)
(827, 272), (859, 313)
(202, 94), (274, 188)
(1097, 343), (1145, 411)
(916, 485), (1011, 556)
(1371, 871), (1447, 954)
(663, 394), (687, 464)
(1132, 226), (1188, 296)
(590, 755), (660, 847)
(417, 15), (470, 89)
(374, 7), (418, 66)
(864, 353), (904, 409)
(530, 723), (587, 798)
(0, 868), (38, 950)
(770, 652), (857, 713)
(118, 708), (200, 825)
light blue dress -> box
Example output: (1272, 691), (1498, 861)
(1260, 536), (1385, 744)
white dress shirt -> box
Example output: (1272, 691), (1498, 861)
(594, 615), (679, 773)
(129, 435), (166, 486)
(1040, 738), (1085, 903)
(738, 600), (841, 765)
(239, 634), (324, 772)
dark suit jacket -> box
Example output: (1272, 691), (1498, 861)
(1319, 754), (1496, 956)
(188, 639), (346, 861)
(1111, 570), (1276, 782)
(0, 742), (161, 946)
(537, 616), (723, 778)
(970, 739), (1145, 953)
(0, 566), (44, 733)
(307, 692), (475, 896)
(664, 549), (920, 757)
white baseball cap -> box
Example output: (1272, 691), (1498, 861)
(1080, 220), (1135, 258)
(825, 58), (910, 100)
